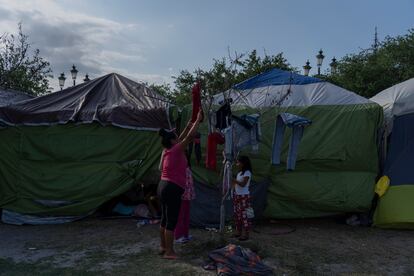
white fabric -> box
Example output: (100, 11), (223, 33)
(235, 170), (251, 195)
(214, 82), (372, 108)
(370, 78), (414, 130)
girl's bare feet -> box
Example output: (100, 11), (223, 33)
(238, 235), (249, 241)
(239, 229), (249, 241)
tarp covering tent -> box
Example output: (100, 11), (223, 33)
(370, 78), (414, 229)
(0, 73), (170, 219)
(0, 88), (34, 106)
(0, 73), (170, 129)
(187, 68), (383, 219)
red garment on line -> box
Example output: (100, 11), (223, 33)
(205, 132), (225, 170)
(191, 82), (202, 123)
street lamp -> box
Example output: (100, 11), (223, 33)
(330, 57), (338, 74)
(83, 74), (90, 82)
(303, 60), (312, 76)
(316, 49), (325, 75)
(70, 64), (78, 86)
(58, 73), (66, 91)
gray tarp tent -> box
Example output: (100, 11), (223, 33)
(0, 88), (34, 107)
(0, 73), (171, 130)
(0, 73), (171, 224)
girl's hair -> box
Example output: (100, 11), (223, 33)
(237, 155), (252, 174)
(158, 128), (177, 149)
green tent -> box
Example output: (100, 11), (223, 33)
(188, 69), (383, 219)
(371, 78), (414, 229)
(0, 73), (170, 219)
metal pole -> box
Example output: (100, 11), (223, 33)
(220, 124), (233, 233)
(220, 160), (232, 233)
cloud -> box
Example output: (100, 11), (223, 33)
(95, 64), (172, 85)
(0, 0), (171, 91)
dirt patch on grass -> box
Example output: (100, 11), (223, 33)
(0, 218), (413, 275)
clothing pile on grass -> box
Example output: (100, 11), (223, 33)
(204, 244), (273, 275)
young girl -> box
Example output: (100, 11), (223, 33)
(232, 155), (253, 241)
(174, 166), (195, 243)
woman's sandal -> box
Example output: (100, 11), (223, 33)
(162, 254), (179, 260)
(203, 263), (217, 271)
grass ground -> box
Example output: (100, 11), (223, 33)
(0, 217), (413, 275)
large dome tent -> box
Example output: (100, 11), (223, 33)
(371, 78), (414, 229)
(214, 69), (373, 108)
(0, 73), (171, 223)
(0, 73), (170, 129)
(0, 88), (34, 107)
(201, 68), (383, 219)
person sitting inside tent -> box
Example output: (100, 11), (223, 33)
(139, 183), (161, 218)
(99, 184), (160, 218)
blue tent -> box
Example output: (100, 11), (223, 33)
(233, 68), (322, 90)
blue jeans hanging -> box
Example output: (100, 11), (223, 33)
(271, 113), (311, 171)
(286, 126), (305, 170)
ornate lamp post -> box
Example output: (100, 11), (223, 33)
(58, 73), (66, 91)
(303, 60), (312, 76)
(316, 49), (325, 75)
(330, 57), (338, 74)
(83, 74), (90, 82)
(70, 65), (78, 86)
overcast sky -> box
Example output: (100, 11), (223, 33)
(0, 0), (413, 91)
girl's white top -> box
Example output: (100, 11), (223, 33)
(235, 170), (252, 195)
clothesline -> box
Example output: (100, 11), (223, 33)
(220, 71), (295, 112)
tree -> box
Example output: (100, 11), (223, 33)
(172, 69), (197, 106)
(0, 23), (52, 95)
(236, 50), (292, 83)
(169, 49), (294, 106)
(326, 29), (414, 98)
(149, 83), (173, 100)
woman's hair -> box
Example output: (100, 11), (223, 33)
(158, 128), (177, 149)
(237, 155), (252, 174)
